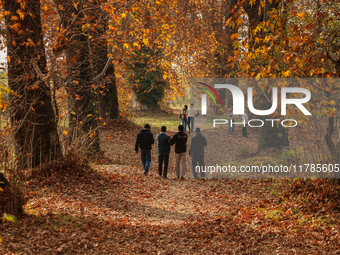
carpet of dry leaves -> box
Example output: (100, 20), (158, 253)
(1, 116), (340, 254)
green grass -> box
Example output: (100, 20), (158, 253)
(132, 112), (181, 131)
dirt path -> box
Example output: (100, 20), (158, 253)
(1, 120), (339, 254)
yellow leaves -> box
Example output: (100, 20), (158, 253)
(133, 42), (141, 50)
(0, 84), (11, 94)
(63, 130), (68, 136)
(16, 9), (25, 20)
(87, 114), (93, 117)
(73, 2), (79, 10)
(123, 43), (129, 49)
(283, 70), (291, 77)
(0, 187), (3, 192)
(122, 13), (127, 18)
(2, 213), (18, 223)
(59, 5), (64, 11)
(297, 12), (305, 19)
(143, 38), (149, 46)
(10, 22), (21, 32)
(24, 38), (35, 47)
(230, 33), (238, 40)
(163, 74), (167, 79)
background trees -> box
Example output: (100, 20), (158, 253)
(0, 0), (340, 167)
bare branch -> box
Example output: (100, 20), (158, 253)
(93, 57), (112, 82)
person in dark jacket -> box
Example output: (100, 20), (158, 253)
(135, 124), (155, 175)
(170, 125), (188, 179)
(155, 126), (171, 179)
(190, 128), (207, 179)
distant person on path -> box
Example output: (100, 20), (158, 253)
(180, 105), (188, 132)
(242, 112), (248, 138)
(190, 128), (207, 179)
(170, 125), (188, 179)
(135, 124), (155, 176)
(187, 103), (197, 132)
(155, 126), (171, 179)
(227, 106), (235, 134)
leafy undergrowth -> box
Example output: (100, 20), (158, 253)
(1, 117), (340, 254)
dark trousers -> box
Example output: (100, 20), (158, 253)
(242, 126), (247, 138)
(141, 150), (151, 173)
(192, 154), (205, 179)
(158, 154), (169, 177)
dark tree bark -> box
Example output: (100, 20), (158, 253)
(4, 0), (61, 168)
(90, 3), (119, 119)
(93, 48), (119, 119)
(55, 0), (101, 153)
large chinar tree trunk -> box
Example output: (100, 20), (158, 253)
(4, 0), (61, 168)
(90, 2), (119, 119)
(54, 0), (101, 153)
(243, 0), (289, 152)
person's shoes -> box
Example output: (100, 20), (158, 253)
(144, 171), (148, 176)
(163, 176), (168, 179)
(180, 177), (185, 180)
(201, 177), (206, 180)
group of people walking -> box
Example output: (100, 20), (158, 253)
(135, 123), (207, 180)
(180, 103), (197, 132)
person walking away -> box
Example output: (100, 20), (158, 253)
(155, 126), (171, 179)
(181, 105), (188, 132)
(170, 125), (188, 179)
(135, 124), (155, 176)
(187, 103), (197, 132)
(242, 112), (248, 138)
(190, 128), (207, 179)
(227, 106), (234, 134)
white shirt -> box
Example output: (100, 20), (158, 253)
(242, 113), (248, 123)
(187, 107), (197, 117)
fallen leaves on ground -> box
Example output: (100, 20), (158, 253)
(1, 117), (340, 254)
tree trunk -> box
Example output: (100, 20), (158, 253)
(258, 119), (289, 151)
(55, 0), (101, 153)
(90, 4), (119, 119)
(4, 0), (61, 168)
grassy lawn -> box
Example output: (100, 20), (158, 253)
(132, 111), (181, 131)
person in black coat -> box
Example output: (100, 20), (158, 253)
(155, 126), (171, 179)
(190, 128), (207, 179)
(170, 125), (188, 179)
(135, 124), (155, 175)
